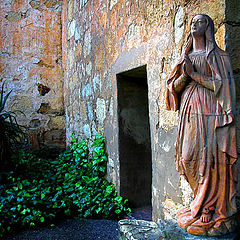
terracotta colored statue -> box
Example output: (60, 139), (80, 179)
(166, 14), (238, 236)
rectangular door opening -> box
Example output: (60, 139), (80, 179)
(117, 65), (152, 208)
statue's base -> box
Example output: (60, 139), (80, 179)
(118, 219), (239, 240)
(118, 219), (162, 240)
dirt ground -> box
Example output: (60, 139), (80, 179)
(5, 206), (152, 240)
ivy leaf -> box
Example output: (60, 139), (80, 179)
(95, 207), (102, 214)
(41, 193), (45, 200)
(105, 186), (113, 195)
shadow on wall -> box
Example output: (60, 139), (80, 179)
(225, 0), (240, 201)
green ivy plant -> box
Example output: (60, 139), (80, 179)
(0, 134), (131, 238)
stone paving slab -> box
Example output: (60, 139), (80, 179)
(118, 219), (162, 240)
(118, 219), (239, 240)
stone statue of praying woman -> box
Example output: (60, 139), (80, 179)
(166, 14), (238, 236)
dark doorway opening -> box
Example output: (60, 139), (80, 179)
(117, 65), (152, 208)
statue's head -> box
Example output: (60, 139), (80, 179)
(190, 14), (208, 38)
(190, 14), (215, 40)
(185, 14), (217, 55)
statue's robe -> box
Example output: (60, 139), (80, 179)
(166, 46), (238, 230)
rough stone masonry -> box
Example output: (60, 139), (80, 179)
(0, 0), (65, 155)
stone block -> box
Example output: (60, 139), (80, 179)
(118, 219), (239, 240)
(82, 124), (91, 138)
(96, 98), (106, 124)
(6, 11), (23, 22)
(48, 116), (65, 129)
(174, 7), (184, 44)
(10, 96), (34, 115)
(43, 129), (66, 148)
(118, 219), (163, 240)
(82, 83), (92, 98)
(68, 20), (76, 39)
(29, 0), (41, 10)
(37, 103), (51, 114)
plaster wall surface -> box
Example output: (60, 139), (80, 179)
(0, 0), (65, 154)
(62, 0), (240, 221)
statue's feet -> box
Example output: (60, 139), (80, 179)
(178, 208), (237, 236)
(200, 211), (212, 223)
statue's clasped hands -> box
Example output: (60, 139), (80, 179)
(182, 54), (196, 80)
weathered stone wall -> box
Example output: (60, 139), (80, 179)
(62, 0), (240, 222)
(0, 0), (65, 155)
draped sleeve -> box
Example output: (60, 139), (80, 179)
(207, 49), (237, 160)
(166, 58), (186, 111)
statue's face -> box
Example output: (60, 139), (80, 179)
(191, 15), (207, 37)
